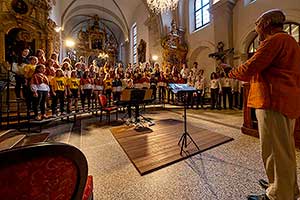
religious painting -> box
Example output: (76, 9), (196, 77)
(11, 0), (29, 14)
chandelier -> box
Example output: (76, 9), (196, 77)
(98, 52), (109, 59)
(147, 0), (179, 13)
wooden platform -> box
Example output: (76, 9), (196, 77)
(111, 119), (233, 175)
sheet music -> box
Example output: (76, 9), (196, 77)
(169, 84), (196, 94)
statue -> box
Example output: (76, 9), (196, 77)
(209, 41), (234, 63)
(170, 19), (179, 36)
(137, 39), (146, 63)
(208, 41), (234, 74)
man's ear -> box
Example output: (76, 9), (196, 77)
(262, 18), (272, 29)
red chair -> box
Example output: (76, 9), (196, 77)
(99, 94), (118, 124)
(0, 142), (93, 200)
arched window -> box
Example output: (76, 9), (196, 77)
(194, 0), (210, 30)
(132, 23), (137, 64)
(247, 22), (300, 56)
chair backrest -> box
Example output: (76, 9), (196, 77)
(0, 142), (88, 200)
(99, 94), (107, 107)
(120, 89), (132, 102)
(143, 89), (153, 101)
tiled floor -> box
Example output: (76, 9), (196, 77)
(45, 108), (300, 200)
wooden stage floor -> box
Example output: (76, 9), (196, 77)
(111, 119), (233, 175)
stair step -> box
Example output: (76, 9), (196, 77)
(15, 133), (49, 148)
(0, 134), (26, 151)
(0, 129), (15, 139)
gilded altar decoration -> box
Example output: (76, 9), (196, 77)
(0, 0), (59, 67)
(161, 20), (188, 69)
(147, 0), (179, 13)
(137, 39), (147, 63)
(76, 15), (118, 65)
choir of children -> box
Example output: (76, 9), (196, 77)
(14, 48), (242, 120)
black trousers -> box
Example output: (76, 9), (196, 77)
(232, 91), (239, 108)
(158, 86), (165, 102)
(105, 89), (112, 106)
(52, 90), (65, 114)
(211, 88), (219, 109)
(114, 92), (121, 102)
(24, 83), (33, 110)
(150, 85), (156, 100)
(222, 87), (233, 109)
(82, 89), (93, 109)
(239, 87), (244, 109)
(15, 75), (26, 98)
(196, 90), (204, 108)
(33, 91), (47, 116)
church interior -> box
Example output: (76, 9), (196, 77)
(0, 0), (300, 199)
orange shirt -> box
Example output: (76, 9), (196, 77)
(229, 32), (300, 118)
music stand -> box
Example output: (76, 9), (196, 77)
(169, 84), (200, 155)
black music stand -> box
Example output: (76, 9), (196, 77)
(169, 84), (200, 155)
(130, 89), (146, 122)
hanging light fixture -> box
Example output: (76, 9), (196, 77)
(147, 0), (179, 13)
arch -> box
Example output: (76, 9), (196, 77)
(62, 5), (128, 39)
(3, 22), (43, 38)
(188, 40), (215, 75)
(187, 40), (215, 58)
(63, 14), (124, 42)
(60, 0), (148, 36)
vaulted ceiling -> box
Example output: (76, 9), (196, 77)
(60, 0), (149, 43)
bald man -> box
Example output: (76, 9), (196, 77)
(229, 10), (300, 200)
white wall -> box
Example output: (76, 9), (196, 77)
(129, 3), (150, 65)
(183, 0), (300, 78)
(49, 1), (62, 26)
(233, 0), (300, 56)
(185, 0), (216, 79)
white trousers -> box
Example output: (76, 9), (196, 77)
(256, 109), (299, 200)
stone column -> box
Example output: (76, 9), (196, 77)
(211, 0), (236, 66)
(145, 14), (163, 64)
(123, 41), (130, 65)
(177, 0), (185, 30)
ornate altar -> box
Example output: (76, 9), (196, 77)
(161, 20), (188, 69)
(76, 15), (118, 66)
(0, 0), (59, 71)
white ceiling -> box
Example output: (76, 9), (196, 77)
(60, 0), (149, 43)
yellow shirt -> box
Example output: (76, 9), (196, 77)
(104, 79), (112, 90)
(51, 77), (66, 91)
(23, 64), (36, 79)
(67, 78), (80, 90)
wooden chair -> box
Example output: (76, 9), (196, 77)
(99, 94), (118, 124)
(0, 142), (93, 200)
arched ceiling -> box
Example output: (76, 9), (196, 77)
(60, 0), (149, 43)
